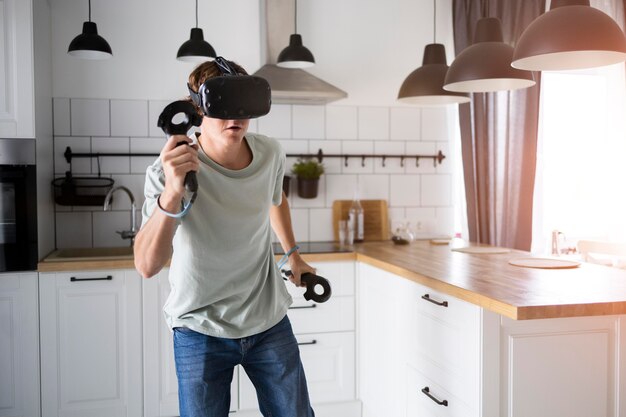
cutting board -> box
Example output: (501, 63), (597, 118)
(332, 200), (389, 241)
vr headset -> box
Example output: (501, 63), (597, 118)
(188, 56), (272, 120)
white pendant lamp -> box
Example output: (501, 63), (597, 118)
(512, 0), (626, 71)
(444, 17), (535, 93)
(177, 0), (217, 62)
(277, 0), (315, 68)
(397, 0), (470, 105)
(67, 0), (112, 60)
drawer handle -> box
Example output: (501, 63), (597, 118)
(298, 340), (317, 346)
(70, 275), (113, 282)
(421, 386), (448, 406)
(421, 294), (448, 307)
(289, 304), (317, 309)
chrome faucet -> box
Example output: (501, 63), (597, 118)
(103, 186), (137, 245)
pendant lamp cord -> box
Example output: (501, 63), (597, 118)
(433, 0), (436, 42)
(88, 0), (91, 22)
(294, 0), (298, 34)
(195, 0), (199, 28)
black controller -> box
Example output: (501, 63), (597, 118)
(282, 270), (332, 303)
(157, 101), (203, 193)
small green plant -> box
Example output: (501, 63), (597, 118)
(291, 159), (325, 180)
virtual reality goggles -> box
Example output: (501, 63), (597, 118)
(188, 56), (272, 120)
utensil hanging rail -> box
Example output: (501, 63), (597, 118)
(64, 147), (446, 168)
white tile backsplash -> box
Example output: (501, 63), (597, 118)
(54, 98), (457, 247)
(358, 107), (389, 140)
(111, 100), (149, 137)
(293, 105), (325, 139)
(70, 99), (110, 137)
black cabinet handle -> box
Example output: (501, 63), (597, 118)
(289, 304), (317, 309)
(70, 275), (113, 282)
(421, 387), (448, 406)
(297, 340), (317, 346)
(421, 294), (448, 307)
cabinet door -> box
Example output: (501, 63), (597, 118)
(0, 273), (39, 417)
(239, 331), (356, 410)
(500, 315), (618, 417)
(40, 270), (142, 417)
(0, 0), (35, 137)
(143, 270), (238, 417)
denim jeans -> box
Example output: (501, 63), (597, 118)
(173, 315), (315, 417)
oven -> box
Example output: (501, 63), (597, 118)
(0, 139), (37, 271)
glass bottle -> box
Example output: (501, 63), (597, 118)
(349, 192), (364, 243)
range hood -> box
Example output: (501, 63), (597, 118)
(254, 0), (347, 105)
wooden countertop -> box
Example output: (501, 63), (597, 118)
(356, 240), (626, 320)
(38, 240), (626, 320)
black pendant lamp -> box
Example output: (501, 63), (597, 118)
(67, 0), (112, 60)
(443, 17), (535, 93)
(177, 0), (217, 62)
(277, 0), (315, 68)
(512, 0), (626, 71)
(397, 0), (470, 105)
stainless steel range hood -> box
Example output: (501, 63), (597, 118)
(254, 0), (347, 105)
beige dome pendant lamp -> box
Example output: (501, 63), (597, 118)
(443, 1), (535, 93)
(397, 0), (470, 105)
(512, 0), (626, 71)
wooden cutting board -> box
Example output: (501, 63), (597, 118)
(332, 200), (389, 241)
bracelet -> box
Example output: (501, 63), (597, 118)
(277, 244), (300, 269)
(156, 194), (192, 219)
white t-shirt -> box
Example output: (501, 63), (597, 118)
(141, 133), (292, 338)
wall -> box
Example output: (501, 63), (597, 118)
(49, 0), (459, 248)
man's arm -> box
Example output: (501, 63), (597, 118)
(270, 192), (315, 287)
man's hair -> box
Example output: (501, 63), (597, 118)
(186, 59), (248, 115)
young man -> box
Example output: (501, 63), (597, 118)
(134, 59), (316, 417)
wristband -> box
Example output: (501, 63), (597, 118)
(277, 244), (300, 270)
(156, 194), (195, 219)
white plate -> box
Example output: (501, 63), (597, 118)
(509, 257), (580, 269)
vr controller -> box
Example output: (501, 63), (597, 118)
(157, 57), (272, 195)
(282, 270), (332, 303)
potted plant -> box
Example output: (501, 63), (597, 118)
(291, 158), (324, 199)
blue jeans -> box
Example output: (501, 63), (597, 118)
(173, 315), (315, 417)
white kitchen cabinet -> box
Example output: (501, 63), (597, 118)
(39, 269), (143, 417)
(142, 268), (238, 417)
(0, 272), (40, 417)
(0, 0), (35, 137)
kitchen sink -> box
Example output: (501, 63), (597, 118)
(44, 247), (134, 262)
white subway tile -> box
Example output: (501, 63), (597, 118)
(111, 100), (148, 137)
(148, 100), (172, 138)
(358, 174), (389, 200)
(390, 107), (421, 140)
(91, 137), (130, 174)
(309, 208), (334, 242)
(290, 209), (310, 242)
(309, 140), (341, 174)
(326, 106), (357, 139)
(342, 141), (374, 174)
(56, 212), (92, 248)
(110, 174), (147, 212)
(248, 119), (258, 134)
(93, 211), (134, 247)
(435, 207), (455, 236)
(405, 207), (437, 238)
(71, 99), (110, 136)
(422, 107), (454, 142)
(293, 105), (325, 139)
(373, 142), (405, 174)
(358, 107), (389, 140)
(278, 139), (308, 155)
(325, 174), (357, 206)
(390, 175), (420, 206)
(421, 174), (452, 206)
(53, 98), (71, 136)
(130, 137), (164, 174)
(405, 141), (437, 174)
(258, 104), (291, 139)
(54, 136), (91, 174)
